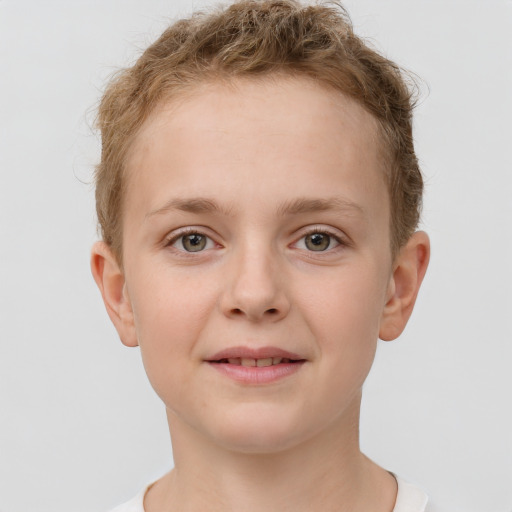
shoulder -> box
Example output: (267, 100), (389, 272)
(393, 477), (428, 512)
(106, 486), (147, 512)
(393, 476), (451, 512)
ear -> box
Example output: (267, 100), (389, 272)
(379, 231), (430, 341)
(90, 241), (138, 347)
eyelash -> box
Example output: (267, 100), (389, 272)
(164, 227), (217, 255)
(165, 226), (347, 256)
(293, 227), (346, 253)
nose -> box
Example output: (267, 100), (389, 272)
(220, 243), (291, 323)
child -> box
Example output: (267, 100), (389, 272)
(91, 1), (436, 510)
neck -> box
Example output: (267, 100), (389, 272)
(145, 394), (396, 512)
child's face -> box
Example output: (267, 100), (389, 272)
(114, 77), (397, 452)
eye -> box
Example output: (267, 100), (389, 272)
(295, 230), (342, 252)
(169, 231), (216, 252)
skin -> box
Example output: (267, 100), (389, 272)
(91, 76), (429, 512)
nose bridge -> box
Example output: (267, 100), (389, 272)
(222, 235), (289, 322)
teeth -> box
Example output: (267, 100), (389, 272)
(256, 358), (273, 367)
(223, 357), (291, 366)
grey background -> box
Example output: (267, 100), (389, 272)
(0, 1), (511, 511)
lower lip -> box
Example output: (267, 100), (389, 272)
(207, 361), (305, 384)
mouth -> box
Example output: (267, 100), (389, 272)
(210, 356), (304, 367)
(206, 346), (306, 365)
(205, 347), (306, 384)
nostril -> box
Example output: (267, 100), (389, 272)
(227, 307), (282, 319)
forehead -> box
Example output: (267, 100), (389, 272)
(128, 76), (382, 160)
(124, 76), (388, 223)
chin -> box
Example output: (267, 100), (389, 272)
(215, 429), (302, 455)
(204, 405), (311, 455)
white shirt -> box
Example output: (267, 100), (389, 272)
(108, 476), (443, 512)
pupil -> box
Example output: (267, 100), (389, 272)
(184, 234), (206, 251)
(306, 233), (330, 251)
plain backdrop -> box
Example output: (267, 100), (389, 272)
(1, 1), (511, 511)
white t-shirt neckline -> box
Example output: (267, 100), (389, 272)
(108, 474), (429, 512)
(393, 476), (429, 512)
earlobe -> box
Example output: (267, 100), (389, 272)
(90, 242), (139, 347)
(379, 231), (430, 341)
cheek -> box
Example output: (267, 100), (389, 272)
(131, 262), (215, 335)
(299, 262), (387, 381)
(127, 267), (218, 388)
(303, 263), (386, 338)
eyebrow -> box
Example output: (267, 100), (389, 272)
(146, 196), (364, 219)
(146, 197), (234, 219)
(275, 197), (365, 217)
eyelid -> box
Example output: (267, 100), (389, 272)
(164, 226), (219, 252)
(162, 224), (349, 254)
(292, 225), (349, 252)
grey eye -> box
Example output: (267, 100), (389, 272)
(304, 233), (331, 251)
(181, 234), (207, 252)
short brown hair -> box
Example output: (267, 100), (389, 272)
(95, 0), (422, 261)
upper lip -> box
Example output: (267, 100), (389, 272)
(206, 346), (305, 361)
